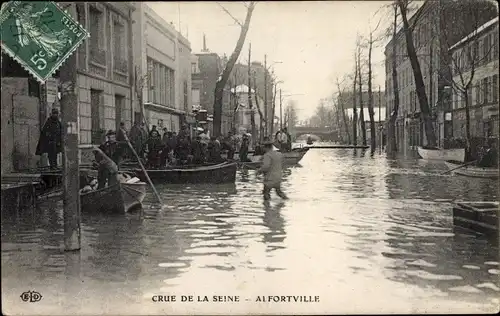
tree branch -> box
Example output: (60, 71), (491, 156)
(217, 2), (243, 27)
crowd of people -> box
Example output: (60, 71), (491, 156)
(107, 121), (256, 169)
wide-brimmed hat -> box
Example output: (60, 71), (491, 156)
(106, 130), (116, 136)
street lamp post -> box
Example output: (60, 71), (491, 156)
(264, 58), (282, 137)
(280, 88), (283, 130)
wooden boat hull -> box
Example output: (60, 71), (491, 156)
(452, 201), (498, 237)
(246, 147), (309, 166)
(121, 182), (147, 211)
(80, 183), (126, 214)
(418, 146), (465, 162)
(444, 161), (499, 179)
(135, 162), (237, 184)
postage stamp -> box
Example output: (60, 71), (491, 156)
(0, 1), (89, 83)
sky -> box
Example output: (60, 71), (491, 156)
(148, 1), (392, 120)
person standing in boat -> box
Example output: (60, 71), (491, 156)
(175, 134), (191, 165)
(222, 131), (236, 160)
(239, 134), (251, 162)
(207, 136), (223, 163)
(283, 127), (292, 152)
(145, 129), (163, 168)
(92, 147), (119, 189)
(36, 108), (62, 170)
(166, 132), (178, 165)
(191, 135), (206, 165)
(149, 125), (159, 138)
(257, 140), (288, 201)
(99, 130), (122, 167)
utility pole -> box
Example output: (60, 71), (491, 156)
(270, 83), (277, 136)
(378, 85), (381, 150)
(60, 3), (81, 251)
(264, 54), (268, 137)
(279, 88), (283, 130)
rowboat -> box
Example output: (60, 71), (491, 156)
(80, 183), (126, 214)
(134, 161), (237, 184)
(121, 181), (147, 211)
(244, 147), (309, 166)
(77, 170), (147, 214)
(444, 160), (499, 179)
(418, 146), (465, 162)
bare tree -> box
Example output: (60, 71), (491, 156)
(386, 3), (401, 154)
(253, 73), (267, 142)
(270, 80), (277, 136)
(365, 19), (382, 152)
(336, 78), (352, 144)
(213, 2), (256, 137)
(397, 0), (437, 147)
(247, 43), (257, 146)
(352, 52), (358, 146)
(356, 42), (367, 146)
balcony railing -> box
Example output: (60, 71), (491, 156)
(113, 56), (128, 73)
(90, 47), (106, 66)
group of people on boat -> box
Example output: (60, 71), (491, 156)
(274, 128), (292, 152)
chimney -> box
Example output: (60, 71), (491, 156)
(202, 34), (207, 52)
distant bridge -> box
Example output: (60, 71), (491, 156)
(291, 126), (338, 141)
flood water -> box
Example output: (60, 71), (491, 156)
(2, 145), (499, 315)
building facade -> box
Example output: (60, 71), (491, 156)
(132, 3), (193, 133)
(75, 2), (135, 145)
(191, 52), (232, 135)
(450, 17), (499, 139)
(384, 0), (497, 150)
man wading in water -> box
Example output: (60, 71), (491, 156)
(257, 140), (288, 201)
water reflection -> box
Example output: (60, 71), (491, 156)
(262, 201), (286, 252)
(2, 145), (499, 314)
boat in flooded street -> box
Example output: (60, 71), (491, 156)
(134, 161), (238, 184)
(444, 160), (499, 179)
(242, 147), (310, 167)
(418, 146), (466, 162)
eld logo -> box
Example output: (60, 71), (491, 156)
(20, 291), (43, 302)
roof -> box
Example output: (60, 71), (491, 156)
(449, 17), (499, 51)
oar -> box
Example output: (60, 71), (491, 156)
(123, 134), (163, 205)
(441, 160), (477, 175)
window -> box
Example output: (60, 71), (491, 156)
(473, 40), (479, 63)
(482, 78), (488, 104)
(487, 76), (493, 103)
(475, 83), (481, 106)
(191, 62), (198, 74)
(90, 89), (103, 144)
(147, 58), (175, 107)
(183, 81), (188, 111)
(483, 35), (491, 63)
(192, 88), (200, 106)
(89, 6), (105, 65)
(115, 95), (125, 130)
(113, 21), (127, 73)
(493, 75), (498, 102)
